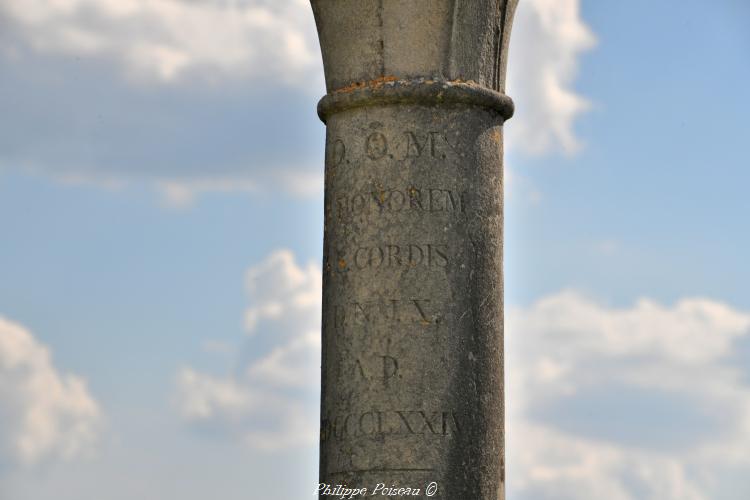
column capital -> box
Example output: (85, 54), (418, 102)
(311, 0), (519, 93)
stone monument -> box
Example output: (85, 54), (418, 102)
(312, 1), (518, 498)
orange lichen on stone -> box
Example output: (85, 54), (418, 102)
(331, 77), (485, 95)
(333, 75), (399, 94)
(446, 78), (480, 88)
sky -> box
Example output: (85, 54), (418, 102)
(0, 0), (749, 499)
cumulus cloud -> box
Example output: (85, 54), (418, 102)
(243, 250), (321, 337)
(0, 0), (320, 86)
(156, 171), (323, 209)
(175, 249), (750, 500)
(507, 291), (750, 500)
(175, 250), (320, 450)
(176, 366), (317, 450)
(0, 0), (593, 203)
(508, 0), (596, 154)
(0, 316), (101, 467)
(0, 0), (325, 206)
(509, 421), (708, 500)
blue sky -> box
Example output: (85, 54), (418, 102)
(0, 1), (749, 499)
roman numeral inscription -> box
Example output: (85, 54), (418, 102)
(330, 298), (439, 330)
(320, 410), (461, 442)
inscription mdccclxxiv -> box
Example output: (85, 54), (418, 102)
(320, 410), (461, 442)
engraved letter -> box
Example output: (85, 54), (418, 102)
(354, 359), (368, 381)
(396, 411), (416, 434)
(330, 138), (346, 166)
(409, 186), (423, 210)
(412, 299), (432, 324)
(387, 245), (402, 266)
(379, 355), (399, 385)
(408, 245), (424, 266)
(405, 131), (428, 158)
(366, 131), (388, 160)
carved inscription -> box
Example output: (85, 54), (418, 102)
(331, 298), (439, 330)
(333, 243), (449, 272)
(366, 130), (389, 160)
(326, 126), (457, 166)
(324, 123), (467, 472)
(353, 354), (400, 386)
(331, 186), (467, 220)
(320, 410), (461, 442)
(405, 131), (445, 159)
(330, 138), (346, 166)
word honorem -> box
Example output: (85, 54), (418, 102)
(317, 482), (438, 499)
(329, 186), (467, 219)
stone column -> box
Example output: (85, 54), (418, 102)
(312, 1), (517, 498)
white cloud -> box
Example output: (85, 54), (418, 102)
(175, 367), (317, 451)
(508, 0), (596, 154)
(157, 177), (259, 209)
(0, 0), (320, 87)
(175, 250), (750, 496)
(0, 316), (101, 467)
(245, 331), (320, 388)
(509, 420), (708, 500)
(0, 0), (593, 204)
(0, 1), (327, 204)
(507, 291), (750, 500)
(156, 170), (323, 210)
(176, 250), (320, 451)
(243, 249), (321, 336)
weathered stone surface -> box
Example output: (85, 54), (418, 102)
(312, 1), (517, 498)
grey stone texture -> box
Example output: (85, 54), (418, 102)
(312, 1), (517, 498)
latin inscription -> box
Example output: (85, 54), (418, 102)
(327, 125), (457, 166)
(353, 354), (400, 386)
(333, 243), (449, 272)
(320, 410), (461, 442)
(330, 138), (346, 166)
(366, 130), (389, 160)
(331, 298), (440, 329)
(330, 186), (467, 220)
(324, 123), (467, 467)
